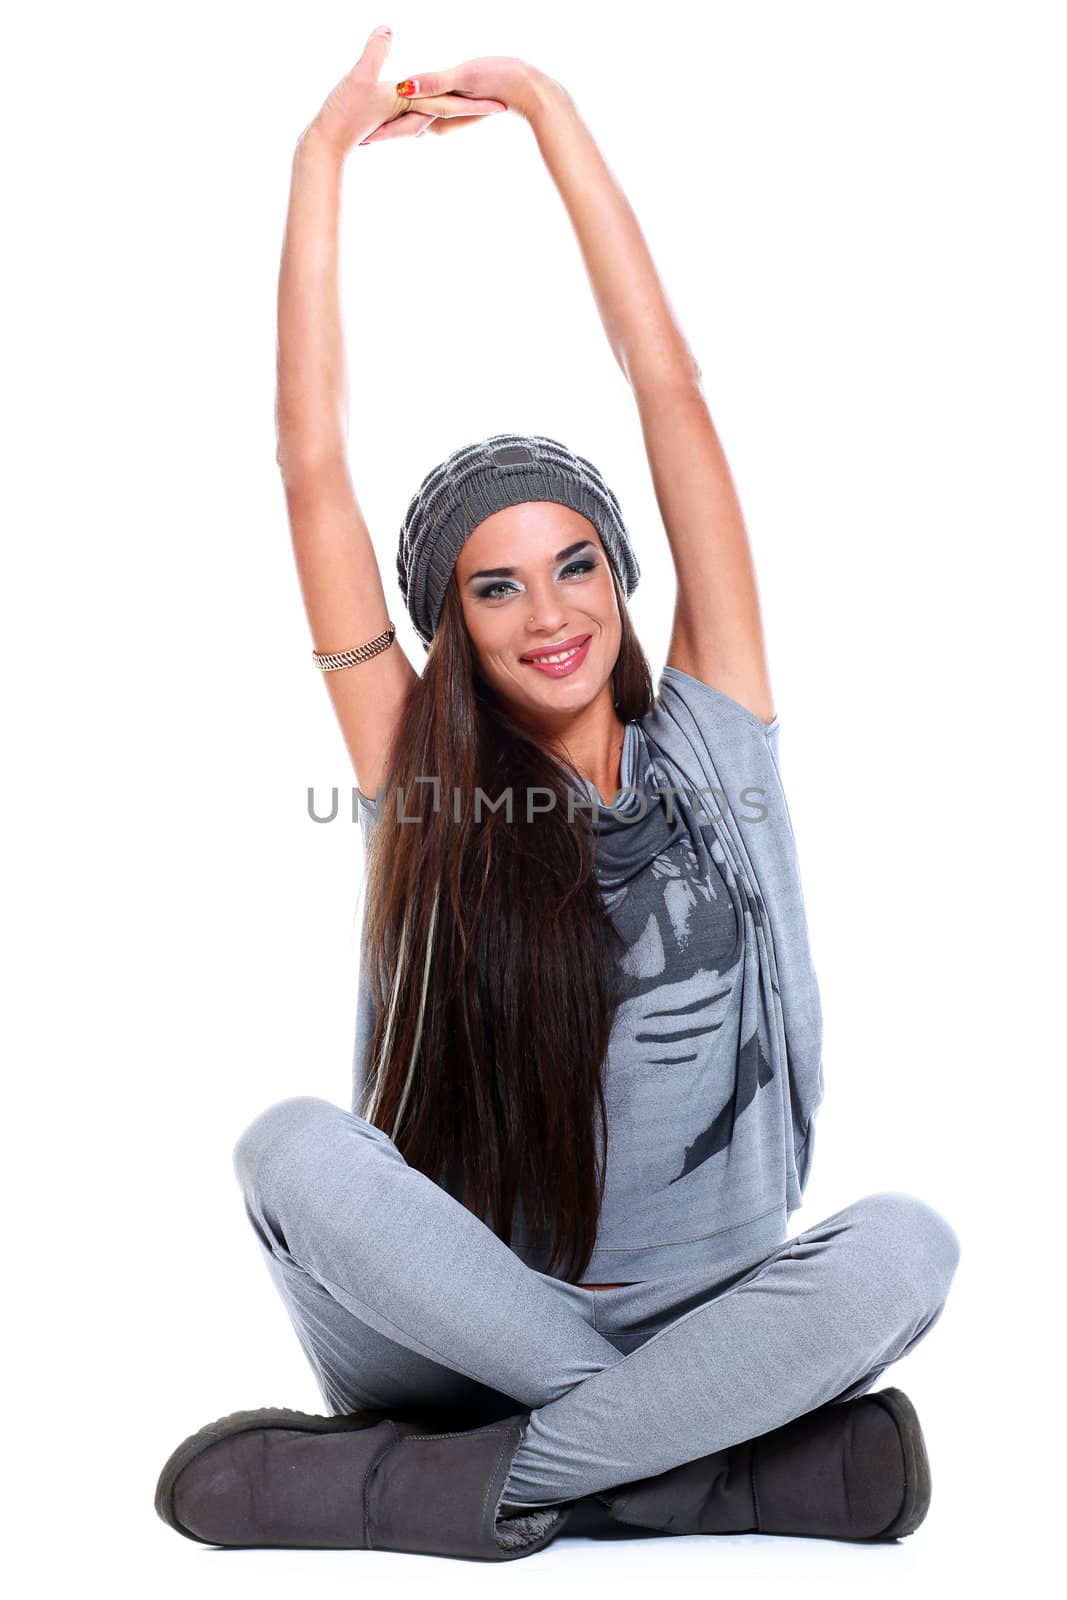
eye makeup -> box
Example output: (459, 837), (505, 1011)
(474, 555), (599, 602)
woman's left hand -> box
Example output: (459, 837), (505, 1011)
(359, 55), (552, 144)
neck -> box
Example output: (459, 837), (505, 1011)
(540, 697), (627, 808)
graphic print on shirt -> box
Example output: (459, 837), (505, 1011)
(353, 668), (821, 1278)
(589, 733), (775, 1192)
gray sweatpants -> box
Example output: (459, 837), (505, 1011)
(232, 1096), (961, 1514)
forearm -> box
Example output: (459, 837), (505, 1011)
(526, 76), (700, 395)
(275, 131), (349, 482)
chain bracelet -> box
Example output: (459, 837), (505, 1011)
(312, 621), (396, 672)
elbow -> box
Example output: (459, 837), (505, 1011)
(275, 437), (348, 489)
(625, 349), (704, 396)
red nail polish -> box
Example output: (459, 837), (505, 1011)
(395, 78), (417, 96)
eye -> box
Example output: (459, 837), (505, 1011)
(475, 558), (598, 602)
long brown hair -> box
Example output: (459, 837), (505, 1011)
(359, 562), (654, 1282)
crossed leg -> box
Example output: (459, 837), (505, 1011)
(232, 1096), (961, 1511)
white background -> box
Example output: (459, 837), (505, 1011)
(4, 1), (1063, 1592)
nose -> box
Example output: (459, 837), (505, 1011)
(523, 582), (568, 632)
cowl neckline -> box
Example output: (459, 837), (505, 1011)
(556, 718), (695, 892)
(556, 720), (643, 826)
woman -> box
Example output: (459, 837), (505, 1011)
(154, 30), (961, 1564)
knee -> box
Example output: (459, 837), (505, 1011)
(232, 1096), (395, 1206)
(849, 1190), (962, 1313)
(232, 1095), (344, 1201)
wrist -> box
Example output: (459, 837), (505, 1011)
(295, 120), (350, 170)
(521, 68), (573, 123)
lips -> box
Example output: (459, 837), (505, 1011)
(520, 633), (591, 662)
(520, 635), (593, 678)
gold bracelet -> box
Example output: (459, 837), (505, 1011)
(312, 621), (396, 671)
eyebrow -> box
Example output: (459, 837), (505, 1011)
(465, 540), (595, 586)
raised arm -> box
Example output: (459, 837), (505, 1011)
(396, 57), (775, 724)
(525, 76), (775, 724)
(276, 28), (510, 798)
(277, 124), (419, 799)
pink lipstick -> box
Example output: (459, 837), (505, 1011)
(520, 634), (592, 677)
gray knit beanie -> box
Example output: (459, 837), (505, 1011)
(396, 432), (641, 650)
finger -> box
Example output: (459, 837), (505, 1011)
(397, 91), (507, 119)
(395, 75), (507, 116)
(358, 111), (435, 145)
(428, 113), (495, 137)
(381, 88), (503, 129)
(360, 108), (498, 146)
(359, 119), (425, 144)
(393, 70), (464, 99)
(351, 23), (394, 77)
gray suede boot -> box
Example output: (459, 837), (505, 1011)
(591, 1387), (933, 1543)
(154, 1403), (571, 1561)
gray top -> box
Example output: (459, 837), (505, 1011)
(352, 665), (824, 1282)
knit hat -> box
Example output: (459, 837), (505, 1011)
(396, 432), (641, 650)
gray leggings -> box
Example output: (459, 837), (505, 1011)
(232, 1096), (961, 1514)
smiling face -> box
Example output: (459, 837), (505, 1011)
(453, 501), (623, 723)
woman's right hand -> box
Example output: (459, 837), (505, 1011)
(304, 25), (508, 159)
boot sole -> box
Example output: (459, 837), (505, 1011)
(863, 1387), (933, 1540)
(154, 1405), (388, 1544)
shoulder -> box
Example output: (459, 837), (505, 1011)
(642, 665), (780, 767)
(636, 664), (788, 820)
(654, 665), (779, 735)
